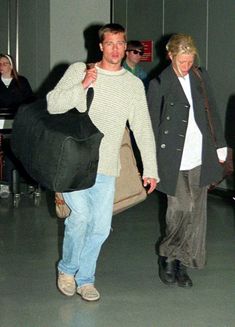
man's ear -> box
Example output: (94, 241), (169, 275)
(99, 43), (103, 52)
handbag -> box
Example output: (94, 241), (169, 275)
(209, 147), (234, 190)
(113, 127), (147, 215)
(192, 67), (234, 189)
(55, 192), (71, 218)
(11, 88), (104, 192)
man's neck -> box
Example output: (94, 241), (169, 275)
(125, 58), (136, 70)
(98, 59), (122, 72)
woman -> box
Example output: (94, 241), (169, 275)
(0, 54), (34, 197)
(0, 54), (34, 109)
(147, 34), (227, 287)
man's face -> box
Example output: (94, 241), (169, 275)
(169, 53), (194, 77)
(126, 49), (143, 65)
(100, 32), (126, 66)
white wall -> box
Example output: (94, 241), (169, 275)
(50, 0), (110, 68)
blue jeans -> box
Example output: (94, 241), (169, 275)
(58, 174), (115, 287)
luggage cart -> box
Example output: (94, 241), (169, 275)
(0, 107), (41, 208)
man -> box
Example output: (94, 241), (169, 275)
(47, 23), (159, 301)
(123, 40), (148, 89)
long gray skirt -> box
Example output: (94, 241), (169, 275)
(159, 165), (207, 269)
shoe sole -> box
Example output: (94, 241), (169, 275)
(58, 288), (76, 296)
(77, 294), (100, 302)
(176, 281), (193, 288)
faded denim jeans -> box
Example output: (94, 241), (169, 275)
(58, 174), (115, 287)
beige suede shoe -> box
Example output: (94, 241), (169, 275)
(57, 271), (76, 296)
(77, 284), (100, 301)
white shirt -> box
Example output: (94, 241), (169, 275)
(0, 77), (13, 129)
(1, 76), (12, 88)
(178, 74), (203, 170)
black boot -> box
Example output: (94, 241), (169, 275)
(159, 257), (176, 285)
(175, 260), (193, 288)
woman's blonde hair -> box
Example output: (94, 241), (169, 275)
(166, 34), (199, 64)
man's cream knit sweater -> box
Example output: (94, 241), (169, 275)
(47, 62), (159, 180)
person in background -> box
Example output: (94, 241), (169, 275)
(0, 54), (34, 109)
(147, 34), (227, 288)
(123, 40), (148, 89)
(47, 23), (159, 302)
(0, 54), (34, 197)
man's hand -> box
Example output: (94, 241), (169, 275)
(143, 177), (157, 194)
(82, 64), (97, 89)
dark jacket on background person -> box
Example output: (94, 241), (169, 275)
(0, 76), (34, 109)
(147, 65), (226, 196)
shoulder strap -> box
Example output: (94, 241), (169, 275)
(192, 66), (217, 147)
(86, 87), (94, 112)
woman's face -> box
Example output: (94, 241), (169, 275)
(0, 57), (12, 77)
(169, 53), (195, 77)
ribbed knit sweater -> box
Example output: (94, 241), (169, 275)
(47, 62), (159, 180)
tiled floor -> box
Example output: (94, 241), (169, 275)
(0, 190), (234, 327)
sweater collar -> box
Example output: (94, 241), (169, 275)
(95, 64), (127, 76)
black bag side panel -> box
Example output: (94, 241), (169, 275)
(11, 99), (103, 192)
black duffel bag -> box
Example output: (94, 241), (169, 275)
(11, 88), (104, 192)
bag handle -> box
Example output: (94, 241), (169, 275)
(86, 87), (94, 113)
(192, 66), (217, 148)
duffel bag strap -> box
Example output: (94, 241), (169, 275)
(86, 87), (94, 112)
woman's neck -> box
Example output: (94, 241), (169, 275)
(1, 73), (12, 79)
